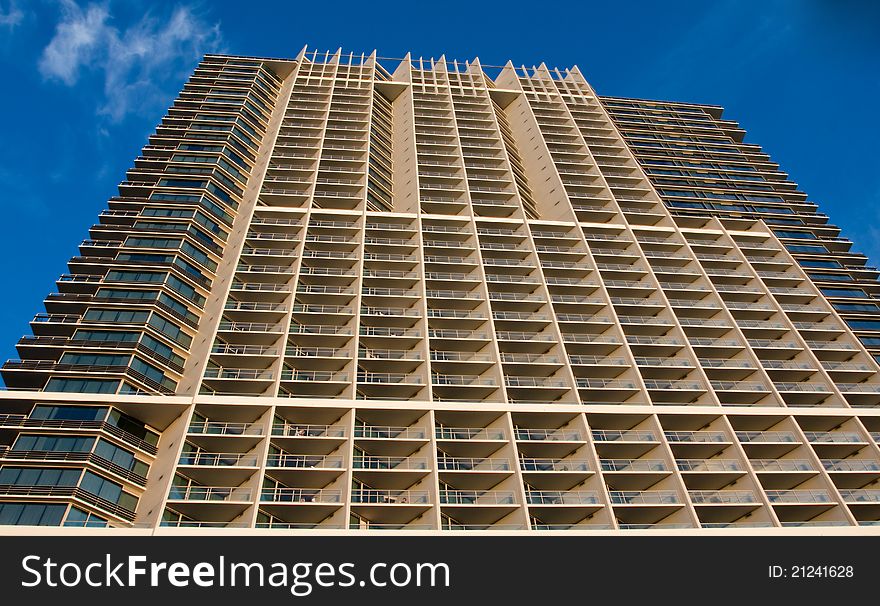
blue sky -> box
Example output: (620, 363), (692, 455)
(0, 0), (878, 364)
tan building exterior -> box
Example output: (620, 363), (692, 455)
(2, 48), (880, 533)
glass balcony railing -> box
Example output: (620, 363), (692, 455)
(439, 489), (516, 505)
(601, 459), (668, 472)
(608, 490), (681, 505)
(437, 457), (510, 471)
(688, 490), (757, 504)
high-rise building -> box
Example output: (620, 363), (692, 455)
(2, 48), (879, 533)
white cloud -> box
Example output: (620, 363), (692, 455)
(38, 1), (109, 85)
(39, 1), (223, 120)
(0, 0), (24, 28)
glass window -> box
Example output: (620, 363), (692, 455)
(798, 259), (841, 269)
(808, 272), (852, 282)
(63, 507), (108, 527)
(0, 503), (66, 526)
(30, 405), (108, 421)
(773, 230), (817, 239)
(820, 287), (868, 298)
(44, 378), (120, 394)
(787, 244), (828, 253)
(833, 302), (880, 312)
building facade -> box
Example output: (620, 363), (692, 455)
(2, 48), (880, 533)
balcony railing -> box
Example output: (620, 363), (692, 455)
(351, 489), (431, 504)
(601, 459), (668, 472)
(736, 431), (798, 443)
(765, 489), (832, 504)
(749, 459), (814, 472)
(439, 490), (516, 505)
(266, 453), (345, 468)
(179, 452), (259, 467)
(353, 456), (429, 470)
(525, 490), (600, 505)
(188, 420), (264, 436)
(822, 459), (880, 472)
(167, 485), (252, 502)
(260, 488), (342, 503)
(664, 430), (729, 443)
(435, 427), (505, 441)
(437, 457), (510, 471)
(354, 425), (427, 440)
(839, 489), (880, 503)
(515, 428), (583, 441)
(608, 490), (681, 505)
(271, 423), (347, 438)
(803, 431), (865, 443)
(676, 459), (743, 472)
(520, 458), (591, 472)
(591, 429), (657, 442)
(688, 490), (757, 504)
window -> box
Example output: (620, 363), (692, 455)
(859, 337), (880, 346)
(105, 270), (166, 284)
(787, 244), (828, 254)
(30, 405), (108, 421)
(834, 302), (880, 312)
(94, 439), (148, 477)
(667, 200), (705, 209)
(167, 275), (206, 307)
(158, 293), (199, 324)
(754, 206), (795, 214)
(13, 434), (95, 452)
(83, 309), (150, 324)
(63, 507), (108, 528)
(847, 320), (880, 332)
(130, 357), (177, 391)
(44, 378), (120, 394)
(773, 230), (817, 239)
(157, 178), (207, 189)
(80, 471), (138, 512)
(95, 288), (158, 301)
(73, 329), (139, 343)
(808, 272), (852, 282)
(107, 410), (159, 446)
(799, 259), (841, 269)
(820, 287), (868, 298)
(0, 466), (81, 487)
(148, 314), (192, 348)
(59, 352), (131, 367)
(140, 334), (184, 367)
(0, 503), (66, 526)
